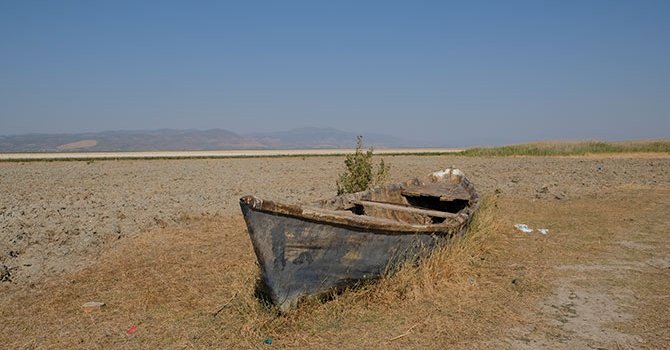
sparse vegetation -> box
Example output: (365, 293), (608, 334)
(2, 139), (668, 162)
(459, 140), (670, 157)
(336, 136), (390, 194)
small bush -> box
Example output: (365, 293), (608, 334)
(336, 136), (390, 195)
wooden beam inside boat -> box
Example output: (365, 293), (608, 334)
(352, 200), (459, 218)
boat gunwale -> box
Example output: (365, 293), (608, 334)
(240, 169), (479, 235)
(240, 196), (468, 235)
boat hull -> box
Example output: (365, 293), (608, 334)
(240, 202), (458, 312)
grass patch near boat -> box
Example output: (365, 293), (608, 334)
(368, 194), (500, 304)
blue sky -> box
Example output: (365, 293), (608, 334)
(1, 1), (668, 146)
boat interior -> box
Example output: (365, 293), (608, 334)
(317, 178), (476, 226)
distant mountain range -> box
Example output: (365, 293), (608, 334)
(0, 127), (417, 152)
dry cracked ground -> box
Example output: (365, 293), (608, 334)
(0, 154), (668, 349)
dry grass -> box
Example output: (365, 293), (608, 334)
(2, 187), (668, 349)
(368, 194), (500, 304)
(1, 197), (510, 349)
(460, 139), (670, 156)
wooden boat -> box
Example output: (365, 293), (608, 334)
(239, 168), (479, 311)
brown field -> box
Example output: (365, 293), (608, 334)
(1, 154), (669, 349)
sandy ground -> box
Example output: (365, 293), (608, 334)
(1, 154), (669, 349)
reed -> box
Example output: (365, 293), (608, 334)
(459, 140), (670, 156)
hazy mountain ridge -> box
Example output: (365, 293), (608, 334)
(0, 128), (417, 152)
(248, 127), (412, 149)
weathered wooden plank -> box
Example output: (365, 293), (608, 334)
(402, 182), (472, 201)
(352, 200), (459, 219)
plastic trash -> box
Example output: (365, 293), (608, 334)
(514, 224), (533, 233)
(514, 224), (549, 235)
(82, 301), (105, 309)
(127, 325), (138, 334)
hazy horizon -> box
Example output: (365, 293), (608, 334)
(2, 1), (669, 146)
(1, 125), (668, 149)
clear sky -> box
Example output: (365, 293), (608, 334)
(1, 0), (668, 146)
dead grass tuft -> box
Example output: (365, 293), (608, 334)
(364, 194), (501, 305)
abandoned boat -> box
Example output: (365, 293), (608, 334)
(239, 168), (479, 311)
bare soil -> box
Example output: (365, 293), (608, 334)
(1, 154), (668, 349)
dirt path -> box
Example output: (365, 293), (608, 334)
(497, 189), (670, 349)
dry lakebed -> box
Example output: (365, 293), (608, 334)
(1, 153), (668, 349)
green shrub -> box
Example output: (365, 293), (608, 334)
(336, 136), (390, 195)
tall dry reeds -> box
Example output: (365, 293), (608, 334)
(460, 140), (670, 156)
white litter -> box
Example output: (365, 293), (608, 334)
(82, 301), (106, 310)
(514, 224), (533, 233)
(514, 224), (550, 235)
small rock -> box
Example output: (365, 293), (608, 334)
(0, 264), (11, 282)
